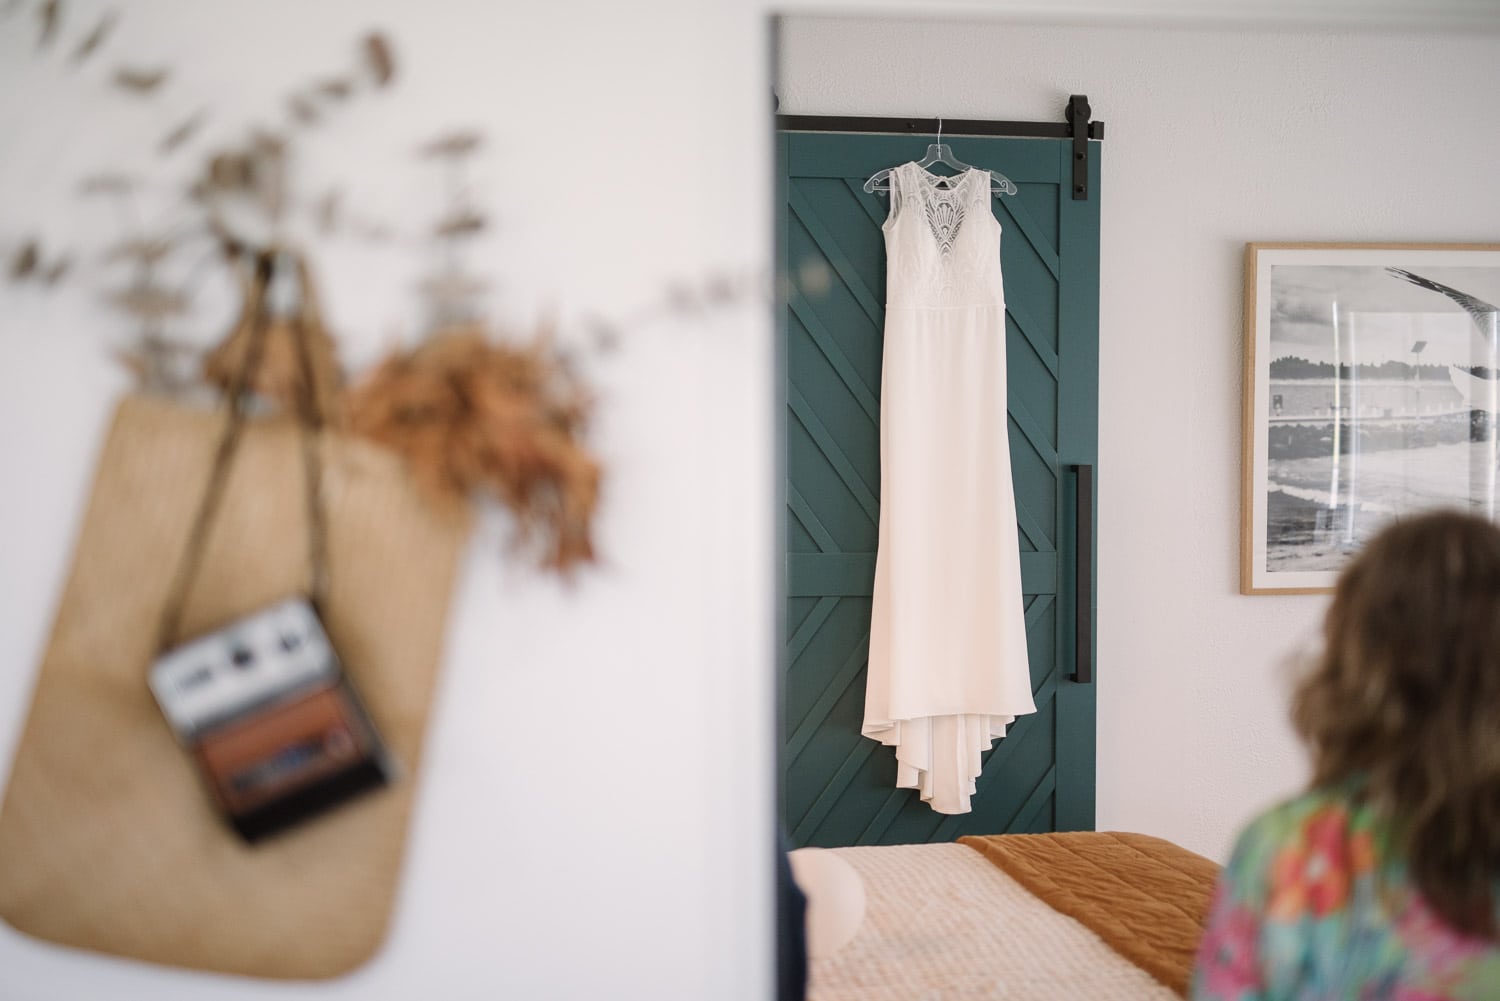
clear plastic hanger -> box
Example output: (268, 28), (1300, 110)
(863, 117), (1018, 196)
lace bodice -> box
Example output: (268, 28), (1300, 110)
(882, 162), (1004, 310)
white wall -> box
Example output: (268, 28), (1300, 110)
(777, 14), (1500, 862)
(0, 2), (772, 999)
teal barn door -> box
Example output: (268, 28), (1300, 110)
(779, 129), (1099, 847)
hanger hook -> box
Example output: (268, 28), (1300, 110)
(936, 116), (943, 147)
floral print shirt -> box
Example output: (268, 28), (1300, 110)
(1191, 786), (1500, 1001)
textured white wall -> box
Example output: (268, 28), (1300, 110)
(777, 14), (1500, 862)
(0, 2), (772, 999)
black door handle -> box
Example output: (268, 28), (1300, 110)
(1070, 463), (1093, 684)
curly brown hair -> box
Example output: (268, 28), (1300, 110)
(1292, 509), (1500, 937)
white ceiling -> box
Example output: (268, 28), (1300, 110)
(779, 0), (1500, 31)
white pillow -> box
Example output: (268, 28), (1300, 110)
(787, 847), (866, 958)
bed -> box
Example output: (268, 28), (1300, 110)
(804, 832), (1221, 1001)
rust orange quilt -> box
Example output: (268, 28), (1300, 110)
(959, 831), (1221, 996)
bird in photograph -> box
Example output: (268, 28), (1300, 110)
(1387, 267), (1499, 336)
(1386, 267), (1500, 413)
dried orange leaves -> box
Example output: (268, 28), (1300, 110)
(346, 326), (600, 573)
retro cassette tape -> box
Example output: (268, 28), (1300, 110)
(149, 598), (394, 841)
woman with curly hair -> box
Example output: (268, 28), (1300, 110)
(1192, 510), (1500, 999)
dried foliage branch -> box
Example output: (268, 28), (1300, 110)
(194, 130), (289, 236)
(112, 65), (169, 94)
(420, 131), (482, 159)
(36, 0), (59, 49)
(96, 225), (202, 392)
(281, 35), (393, 134)
(434, 209), (485, 239)
(416, 127), (488, 328)
(11, 14), (613, 584)
(115, 334), (200, 394)
(77, 171), (135, 196)
(610, 269), (766, 334)
(105, 237), (172, 266)
(287, 93), (319, 125)
(7, 238), (70, 286)
(14, 7), (407, 308)
(158, 111), (205, 155)
(179, 31), (403, 246)
(345, 326), (600, 573)
(10, 241), (39, 280)
(418, 272), (489, 304)
(107, 283), (186, 319)
(70, 8), (115, 63)
(318, 78), (353, 101)
(363, 32), (394, 87)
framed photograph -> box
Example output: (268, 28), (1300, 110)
(1242, 243), (1500, 594)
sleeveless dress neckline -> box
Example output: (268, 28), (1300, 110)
(915, 165), (976, 187)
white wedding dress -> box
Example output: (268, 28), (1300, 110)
(863, 161), (1036, 816)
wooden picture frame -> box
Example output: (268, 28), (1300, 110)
(1241, 242), (1500, 594)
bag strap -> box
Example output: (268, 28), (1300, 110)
(156, 249), (330, 651)
(285, 253), (330, 604)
